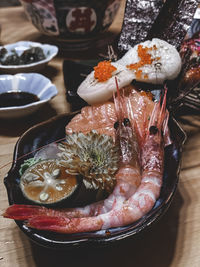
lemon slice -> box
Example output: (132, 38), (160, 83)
(20, 159), (79, 206)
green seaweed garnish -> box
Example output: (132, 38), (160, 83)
(19, 157), (41, 176)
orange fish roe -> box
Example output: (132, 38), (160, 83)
(135, 69), (142, 79)
(94, 61), (117, 82)
(127, 45), (160, 79)
(140, 90), (153, 100)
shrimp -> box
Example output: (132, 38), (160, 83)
(4, 89), (168, 234)
(4, 82), (142, 221)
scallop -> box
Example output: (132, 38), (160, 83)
(77, 62), (134, 105)
(117, 38), (182, 84)
(77, 39), (182, 105)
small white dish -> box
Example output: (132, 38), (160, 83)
(0, 41), (58, 74)
(0, 73), (58, 119)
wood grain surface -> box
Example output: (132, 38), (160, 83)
(0, 3), (200, 267)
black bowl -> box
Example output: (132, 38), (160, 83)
(4, 112), (186, 249)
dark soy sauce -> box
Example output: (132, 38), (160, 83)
(0, 91), (40, 108)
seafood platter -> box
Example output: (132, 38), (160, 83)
(2, 0), (200, 249)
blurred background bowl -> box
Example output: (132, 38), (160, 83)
(0, 41), (58, 74)
(19, 0), (121, 49)
(0, 73), (58, 119)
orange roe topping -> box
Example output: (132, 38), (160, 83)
(127, 45), (161, 79)
(94, 61), (117, 82)
(135, 69), (142, 79)
(140, 91), (153, 100)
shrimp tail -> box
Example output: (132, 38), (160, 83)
(3, 204), (63, 220)
(27, 216), (71, 233)
(3, 204), (46, 220)
(27, 215), (103, 234)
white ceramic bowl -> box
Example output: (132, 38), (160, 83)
(0, 41), (58, 74)
(0, 73), (58, 119)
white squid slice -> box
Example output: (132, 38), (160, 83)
(117, 38), (182, 84)
(77, 62), (134, 105)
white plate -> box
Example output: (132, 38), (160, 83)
(0, 41), (58, 74)
(0, 73), (58, 118)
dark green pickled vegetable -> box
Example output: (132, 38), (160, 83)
(0, 46), (46, 65)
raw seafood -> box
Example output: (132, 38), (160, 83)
(4, 89), (167, 233)
(77, 39), (181, 105)
(118, 38), (182, 84)
(4, 85), (145, 221)
(66, 101), (117, 139)
(67, 85), (155, 145)
(4, 87), (168, 234)
(77, 62), (133, 105)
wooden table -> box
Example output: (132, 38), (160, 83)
(1, 4), (200, 267)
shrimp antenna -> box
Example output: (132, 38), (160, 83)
(147, 85), (168, 138)
(0, 136), (67, 171)
(158, 85), (167, 128)
(114, 77), (123, 123)
(108, 45), (117, 61)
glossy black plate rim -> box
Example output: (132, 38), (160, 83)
(4, 112), (186, 249)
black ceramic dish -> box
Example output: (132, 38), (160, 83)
(4, 111), (186, 249)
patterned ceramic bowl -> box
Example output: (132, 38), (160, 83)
(19, 0), (121, 48)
